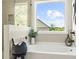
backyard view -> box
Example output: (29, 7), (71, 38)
(49, 24), (64, 31)
(36, 2), (65, 31)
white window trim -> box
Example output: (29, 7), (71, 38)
(38, 31), (68, 34)
(31, 0), (72, 34)
(36, 0), (64, 4)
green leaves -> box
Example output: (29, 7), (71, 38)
(49, 27), (64, 31)
(28, 29), (38, 38)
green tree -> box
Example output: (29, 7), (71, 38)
(49, 24), (55, 31)
(49, 24), (64, 31)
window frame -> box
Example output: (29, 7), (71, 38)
(32, 0), (69, 34)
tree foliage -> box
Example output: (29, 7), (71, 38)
(49, 24), (64, 31)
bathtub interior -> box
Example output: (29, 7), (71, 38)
(27, 42), (76, 56)
(25, 42), (76, 59)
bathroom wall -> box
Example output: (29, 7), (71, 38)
(3, 25), (9, 59)
(2, 1), (15, 59)
(9, 25), (30, 42)
(2, 0), (8, 25)
(37, 34), (67, 43)
(2, 0), (15, 25)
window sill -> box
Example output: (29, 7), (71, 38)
(38, 31), (68, 34)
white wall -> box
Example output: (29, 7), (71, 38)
(9, 25), (30, 43)
(3, 25), (9, 59)
(37, 34), (67, 43)
(2, 0), (8, 25)
(2, 0), (15, 25)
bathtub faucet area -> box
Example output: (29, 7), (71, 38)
(65, 34), (75, 47)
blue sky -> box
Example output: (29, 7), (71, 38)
(36, 2), (65, 27)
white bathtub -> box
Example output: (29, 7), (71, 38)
(25, 42), (76, 59)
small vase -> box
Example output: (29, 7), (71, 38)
(31, 38), (35, 44)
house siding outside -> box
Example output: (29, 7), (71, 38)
(36, 19), (49, 31)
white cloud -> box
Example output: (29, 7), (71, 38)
(48, 19), (64, 27)
(47, 10), (64, 19)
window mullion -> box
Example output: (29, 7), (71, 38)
(31, 0), (37, 31)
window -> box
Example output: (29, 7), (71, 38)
(36, 1), (65, 31)
(15, 3), (28, 26)
(14, 0), (71, 33)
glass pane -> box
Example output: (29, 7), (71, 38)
(36, 2), (65, 31)
(15, 4), (28, 26)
